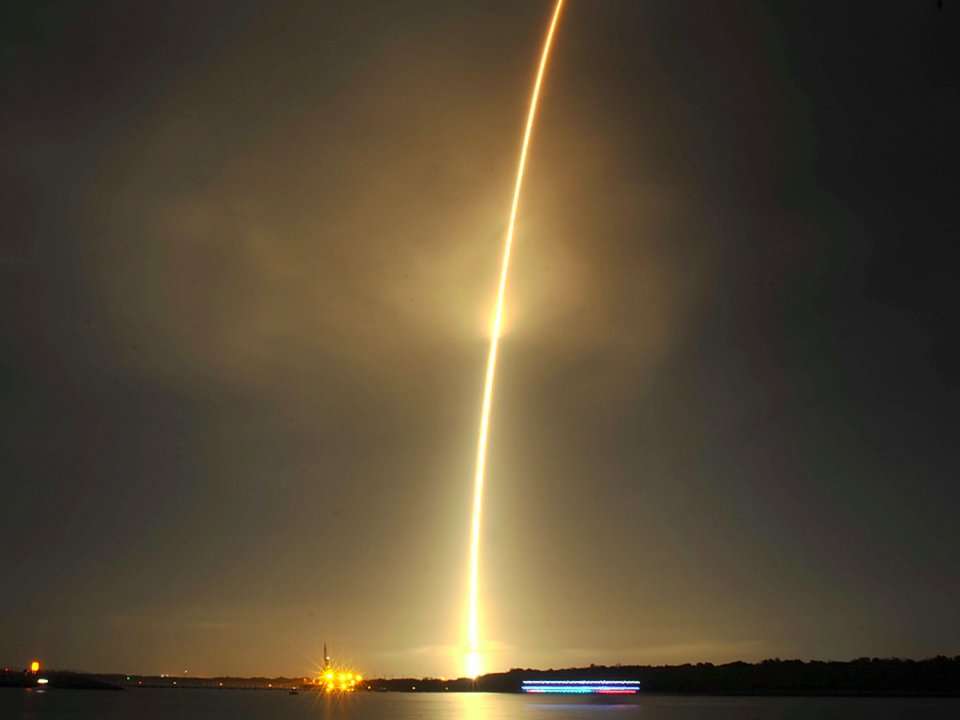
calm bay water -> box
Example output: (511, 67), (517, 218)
(5, 688), (960, 719)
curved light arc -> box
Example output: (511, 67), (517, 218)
(466, 0), (566, 679)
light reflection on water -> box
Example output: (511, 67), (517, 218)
(6, 688), (960, 719)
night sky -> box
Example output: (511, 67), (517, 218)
(2, 1), (958, 678)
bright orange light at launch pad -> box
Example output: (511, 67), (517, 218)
(465, 0), (565, 679)
(316, 668), (362, 692)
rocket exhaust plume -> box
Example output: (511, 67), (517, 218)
(465, 0), (565, 679)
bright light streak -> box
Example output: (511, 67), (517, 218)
(521, 680), (641, 695)
(523, 687), (639, 694)
(522, 680), (642, 685)
(465, 0), (565, 678)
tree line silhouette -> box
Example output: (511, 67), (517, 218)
(367, 656), (960, 695)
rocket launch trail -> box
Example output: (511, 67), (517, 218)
(465, 0), (565, 679)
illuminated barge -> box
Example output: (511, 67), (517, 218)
(521, 680), (640, 695)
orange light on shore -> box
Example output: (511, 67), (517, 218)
(316, 665), (362, 692)
(30, 661), (40, 673)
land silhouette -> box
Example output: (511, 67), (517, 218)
(368, 657), (960, 696)
(5, 657), (959, 696)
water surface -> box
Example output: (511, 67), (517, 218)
(6, 688), (960, 719)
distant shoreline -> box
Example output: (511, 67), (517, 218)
(5, 656), (957, 697)
(0, 671), (121, 691)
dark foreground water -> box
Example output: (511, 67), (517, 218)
(5, 688), (960, 719)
